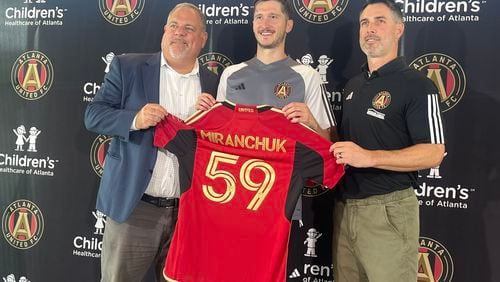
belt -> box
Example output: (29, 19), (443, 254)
(141, 194), (179, 208)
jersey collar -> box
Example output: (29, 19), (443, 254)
(362, 56), (407, 80)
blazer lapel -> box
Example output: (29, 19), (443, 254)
(142, 52), (161, 104)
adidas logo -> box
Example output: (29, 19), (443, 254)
(289, 268), (301, 278)
(346, 91), (353, 100)
(233, 83), (246, 90)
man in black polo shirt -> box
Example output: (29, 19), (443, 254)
(330, 0), (445, 281)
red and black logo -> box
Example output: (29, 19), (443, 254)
(2, 199), (44, 250)
(292, 0), (349, 24)
(410, 53), (466, 112)
(11, 51), (54, 101)
(198, 52), (233, 76)
(418, 237), (454, 282)
(90, 135), (112, 177)
(274, 81), (292, 99)
(99, 0), (145, 26)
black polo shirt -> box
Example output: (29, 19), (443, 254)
(338, 57), (445, 199)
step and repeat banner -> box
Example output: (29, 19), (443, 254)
(1, 0), (499, 281)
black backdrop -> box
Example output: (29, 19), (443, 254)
(1, 0), (499, 281)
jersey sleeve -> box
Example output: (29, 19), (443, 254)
(296, 140), (344, 189)
(153, 114), (195, 156)
(405, 77), (445, 145)
(302, 66), (336, 129)
(216, 67), (228, 102)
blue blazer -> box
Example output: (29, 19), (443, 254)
(84, 52), (219, 223)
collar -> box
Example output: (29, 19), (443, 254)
(362, 56), (407, 80)
(161, 54), (200, 77)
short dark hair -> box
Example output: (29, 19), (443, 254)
(254, 0), (292, 19)
(360, 0), (404, 22)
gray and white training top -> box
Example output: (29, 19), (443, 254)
(217, 56), (335, 129)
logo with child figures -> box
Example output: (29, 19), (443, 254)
(1, 274), (31, 282)
(12, 125), (41, 153)
(292, 0), (349, 24)
(296, 54), (334, 85)
(99, 0), (145, 26)
(90, 135), (112, 177)
(11, 50), (54, 100)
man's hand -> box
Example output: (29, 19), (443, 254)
(282, 102), (330, 140)
(134, 103), (168, 130)
(282, 102), (315, 126)
(196, 93), (216, 111)
(330, 141), (374, 168)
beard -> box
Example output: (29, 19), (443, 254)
(165, 39), (190, 60)
(256, 30), (286, 50)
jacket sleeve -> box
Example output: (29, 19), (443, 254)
(84, 56), (137, 142)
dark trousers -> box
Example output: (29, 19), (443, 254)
(101, 200), (178, 282)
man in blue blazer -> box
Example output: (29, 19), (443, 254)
(84, 3), (219, 281)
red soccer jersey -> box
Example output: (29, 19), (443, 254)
(154, 102), (344, 282)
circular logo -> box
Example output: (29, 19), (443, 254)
(90, 135), (112, 177)
(198, 52), (233, 76)
(418, 237), (454, 282)
(410, 53), (466, 112)
(292, 0), (349, 24)
(302, 179), (329, 197)
(274, 82), (292, 99)
(98, 0), (145, 26)
(11, 51), (54, 101)
(372, 91), (391, 110)
(2, 199), (44, 250)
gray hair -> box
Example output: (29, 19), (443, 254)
(167, 3), (206, 32)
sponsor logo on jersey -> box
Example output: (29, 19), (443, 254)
(418, 237), (454, 282)
(410, 53), (466, 112)
(302, 179), (329, 197)
(292, 0), (349, 24)
(11, 51), (54, 101)
(198, 52), (233, 76)
(90, 135), (112, 177)
(2, 199), (44, 250)
(72, 210), (105, 259)
(274, 81), (292, 99)
(98, 0), (144, 26)
(372, 91), (391, 110)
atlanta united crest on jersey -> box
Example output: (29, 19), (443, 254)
(154, 102), (344, 282)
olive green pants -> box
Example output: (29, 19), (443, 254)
(332, 188), (419, 282)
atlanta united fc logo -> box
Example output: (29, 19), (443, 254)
(292, 0), (349, 24)
(99, 0), (145, 26)
(274, 82), (292, 99)
(198, 52), (233, 76)
(418, 237), (454, 282)
(90, 135), (112, 177)
(410, 53), (466, 112)
(2, 199), (44, 250)
(11, 51), (54, 101)
(372, 91), (391, 110)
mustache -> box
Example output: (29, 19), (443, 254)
(364, 35), (380, 41)
(170, 38), (187, 44)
